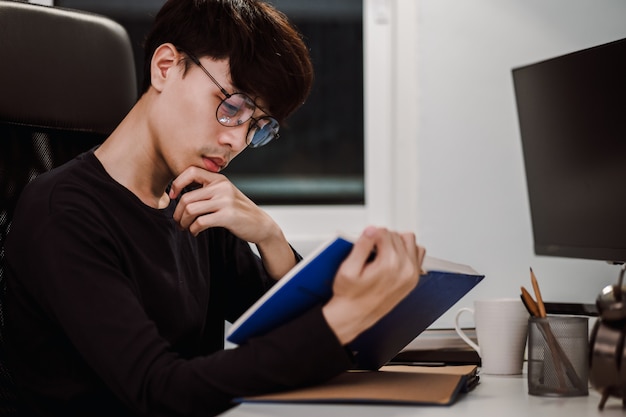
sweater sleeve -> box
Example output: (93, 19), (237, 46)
(169, 306), (354, 416)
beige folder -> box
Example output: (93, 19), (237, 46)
(242, 365), (479, 406)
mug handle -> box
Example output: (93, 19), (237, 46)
(454, 307), (480, 354)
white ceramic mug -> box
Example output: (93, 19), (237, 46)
(454, 298), (529, 375)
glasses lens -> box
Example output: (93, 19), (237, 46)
(248, 117), (280, 148)
(217, 93), (255, 126)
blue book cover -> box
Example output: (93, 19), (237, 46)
(227, 235), (484, 370)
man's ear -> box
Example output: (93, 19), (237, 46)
(150, 43), (182, 92)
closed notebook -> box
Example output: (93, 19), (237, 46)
(227, 235), (484, 370)
(240, 365), (479, 406)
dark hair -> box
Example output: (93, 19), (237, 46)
(141, 0), (313, 123)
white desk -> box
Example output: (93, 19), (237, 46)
(218, 370), (625, 417)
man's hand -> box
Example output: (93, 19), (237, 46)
(169, 166), (273, 240)
(168, 166), (296, 278)
(322, 226), (426, 345)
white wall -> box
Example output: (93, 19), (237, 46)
(417, 0), (626, 328)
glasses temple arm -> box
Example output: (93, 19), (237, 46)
(184, 51), (231, 98)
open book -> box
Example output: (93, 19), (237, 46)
(227, 235), (484, 370)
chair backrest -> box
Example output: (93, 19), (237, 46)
(0, 1), (137, 413)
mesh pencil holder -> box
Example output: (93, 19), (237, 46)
(527, 316), (589, 397)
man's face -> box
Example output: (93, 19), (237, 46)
(152, 57), (255, 177)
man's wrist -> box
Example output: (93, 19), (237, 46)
(322, 298), (364, 346)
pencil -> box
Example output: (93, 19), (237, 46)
(530, 267), (547, 318)
(520, 286), (540, 317)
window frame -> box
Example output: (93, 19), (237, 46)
(266, 0), (419, 253)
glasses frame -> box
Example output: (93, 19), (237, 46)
(183, 52), (280, 148)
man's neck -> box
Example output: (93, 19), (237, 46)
(94, 99), (172, 209)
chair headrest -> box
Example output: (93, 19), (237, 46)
(0, 1), (137, 135)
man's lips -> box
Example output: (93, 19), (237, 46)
(202, 156), (226, 172)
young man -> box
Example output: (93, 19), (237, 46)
(4, 0), (425, 416)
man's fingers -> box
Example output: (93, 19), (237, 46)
(338, 226), (381, 277)
(397, 232), (426, 274)
(169, 166), (221, 199)
(417, 245), (426, 275)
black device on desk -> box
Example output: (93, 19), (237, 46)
(391, 347), (480, 367)
(513, 36), (626, 409)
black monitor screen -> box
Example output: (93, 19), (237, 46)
(513, 38), (626, 263)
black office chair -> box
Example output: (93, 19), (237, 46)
(0, 1), (137, 413)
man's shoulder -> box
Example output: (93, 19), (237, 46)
(6, 151), (109, 258)
(35, 149), (96, 182)
(17, 150), (104, 213)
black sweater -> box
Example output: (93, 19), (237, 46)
(4, 150), (352, 417)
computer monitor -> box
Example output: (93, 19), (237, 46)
(513, 37), (626, 263)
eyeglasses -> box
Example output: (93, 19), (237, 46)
(185, 53), (280, 148)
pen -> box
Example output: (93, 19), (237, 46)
(386, 361), (447, 367)
(530, 267), (547, 318)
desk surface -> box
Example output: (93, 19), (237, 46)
(218, 370), (625, 417)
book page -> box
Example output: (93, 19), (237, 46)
(422, 256), (479, 276)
